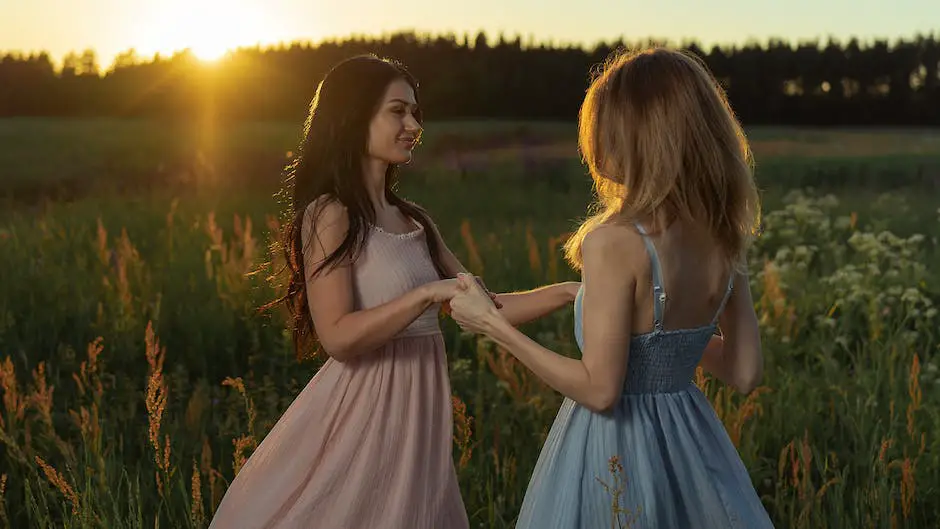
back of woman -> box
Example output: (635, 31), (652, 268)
(447, 46), (774, 528)
(629, 220), (736, 335)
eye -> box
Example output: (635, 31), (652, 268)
(391, 106), (406, 115)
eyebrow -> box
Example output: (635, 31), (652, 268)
(387, 98), (418, 107)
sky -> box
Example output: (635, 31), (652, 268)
(1, 0), (937, 68)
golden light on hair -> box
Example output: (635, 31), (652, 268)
(565, 47), (761, 272)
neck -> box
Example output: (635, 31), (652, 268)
(362, 157), (390, 209)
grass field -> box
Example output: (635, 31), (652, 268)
(0, 118), (939, 528)
(3, 118), (940, 201)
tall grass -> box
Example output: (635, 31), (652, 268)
(0, 186), (938, 528)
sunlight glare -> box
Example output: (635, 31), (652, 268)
(137, 0), (279, 62)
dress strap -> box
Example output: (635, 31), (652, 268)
(711, 272), (735, 325)
(634, 222), (666, 332)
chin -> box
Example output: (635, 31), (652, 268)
(391, 151), (414, 165)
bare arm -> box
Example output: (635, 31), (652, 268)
(698, 269), (763, 394)
(493, 282), (580, 326)
(451, 226), (633, 412)
(303, 200), (457, 362)
(424, 217), (578, 325)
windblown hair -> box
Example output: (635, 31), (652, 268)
(564, 47), (761, 271)
(265, 54), (447, 358)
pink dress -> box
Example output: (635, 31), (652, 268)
(209, 221), (469, 529)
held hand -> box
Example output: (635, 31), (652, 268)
(472, 275), (503, 309)
(424, 278), (469, 305)
(442, 275), (501, 315)
(449, 273), (504, 334)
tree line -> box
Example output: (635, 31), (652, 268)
(1, 31), (939, 125)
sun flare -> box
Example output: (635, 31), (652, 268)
(190, 40), (234, 63)
(137, 0), (279, 62)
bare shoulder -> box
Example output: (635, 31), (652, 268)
(303, 196), (348, 232)
(582, 223), (645, 271)
(301, 196), (350, 264)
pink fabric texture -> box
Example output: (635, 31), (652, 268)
(209, 222), (469, 529)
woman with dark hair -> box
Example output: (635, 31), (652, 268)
(209, 54), (578, 528)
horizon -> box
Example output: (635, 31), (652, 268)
(2, 28), (937, 73)
(2, 0), (938, 69)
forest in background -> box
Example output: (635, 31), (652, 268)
(1, 31), (939, 125)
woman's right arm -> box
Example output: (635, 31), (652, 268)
(302, 200), (458, 362)
(492, 282), (580, 326)
(699, 270), (764, 394)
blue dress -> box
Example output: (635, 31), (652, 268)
(514, 224), (774, 528)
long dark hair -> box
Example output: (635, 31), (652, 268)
(266, 54), (448, 359)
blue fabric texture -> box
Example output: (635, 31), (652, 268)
(513, 223), (774, 528)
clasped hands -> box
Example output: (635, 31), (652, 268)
(441, 273), (506, 335)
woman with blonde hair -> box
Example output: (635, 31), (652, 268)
(448, 47), (774, 527)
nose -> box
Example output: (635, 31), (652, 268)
(404, 113), (421, 134)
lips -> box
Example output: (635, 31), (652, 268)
(397, 136), (417, 148)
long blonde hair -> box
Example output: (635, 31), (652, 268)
(564, 47), (761, 272)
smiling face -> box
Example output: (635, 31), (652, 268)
(366, 78), (423, 165)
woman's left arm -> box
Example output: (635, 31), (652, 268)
(451, 226), (633, 412)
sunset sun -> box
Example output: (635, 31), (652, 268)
(137, 0), (278, 61)
(190, 39), (234, 62)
